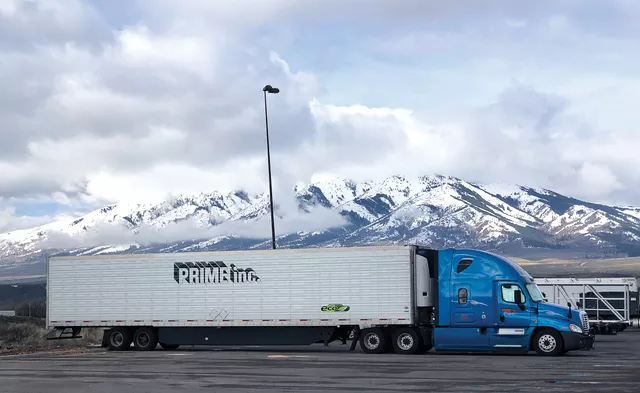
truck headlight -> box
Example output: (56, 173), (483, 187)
(569, 324), (583, 333)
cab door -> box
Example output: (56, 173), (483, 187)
(434, 256), (493, 351)
(491, 281), (535, 350)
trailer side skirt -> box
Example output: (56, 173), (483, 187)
(157, 326), (338, 346)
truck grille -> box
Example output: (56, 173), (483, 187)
(580, 311), (589, 332)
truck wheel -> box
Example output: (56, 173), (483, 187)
(107, 327), (132, 351)
(533, 329), (564, 356)
(160, 343), (180, 350)
(133, 327), (158, 351)
(359, 328), (387, 354)
(391, 327), (422, 355)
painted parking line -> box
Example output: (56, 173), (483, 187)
(267, 354), (313, 359)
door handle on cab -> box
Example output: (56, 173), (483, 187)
(500, 314), (505, 322)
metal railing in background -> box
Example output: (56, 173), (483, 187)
(535, 277), (638, 330)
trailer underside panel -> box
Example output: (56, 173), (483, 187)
(157, 326), (340, 346)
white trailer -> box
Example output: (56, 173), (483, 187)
(46, 246), (432, 352)
(534, 277), (639, 334)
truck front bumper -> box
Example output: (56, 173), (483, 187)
(562, 332), (595, 351)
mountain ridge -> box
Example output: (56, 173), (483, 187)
(2, 174), (640, 276)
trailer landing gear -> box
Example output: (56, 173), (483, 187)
(349, 327), (360, 351)
(45, 327), (82, 341)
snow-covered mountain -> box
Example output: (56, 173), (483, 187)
(3, 174), (640, 276)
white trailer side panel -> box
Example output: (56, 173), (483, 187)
(47, 246), (414, 328)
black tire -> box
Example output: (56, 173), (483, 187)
(533, 328), (564, 356)
(160, 343), (180, 350)
(133, 327), (159, 351)
(391, 327), (423, 355)
(359, 327), (387, 354)
(107, 327), (132, 351)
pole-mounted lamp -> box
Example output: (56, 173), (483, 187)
(262, 84), (279, 249)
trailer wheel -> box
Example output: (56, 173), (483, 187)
(133, 327), (158, 351)
(107, 327), (132, 351)
(159, 343), (180, 350)
(359, 328), (387, 354)
(391, 327), (423, 355)
(533, 328), (564, 356)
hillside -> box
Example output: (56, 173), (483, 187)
(2, 174), (640, 277)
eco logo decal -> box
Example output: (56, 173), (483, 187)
(321, 304), (350, 312)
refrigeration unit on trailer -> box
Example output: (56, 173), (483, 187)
(535, 277), (639, 334)
(45, 245), (594, 356)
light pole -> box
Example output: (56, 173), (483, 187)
(263, 84), (279, 249)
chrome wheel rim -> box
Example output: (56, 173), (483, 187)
(539, 334), (556, 352)
(364, 333), (380, 350)
(397, 333), (414, 351)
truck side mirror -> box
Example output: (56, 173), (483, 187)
(514, 289), (525, 310)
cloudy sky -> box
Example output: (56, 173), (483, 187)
(1, 0), (640, 233)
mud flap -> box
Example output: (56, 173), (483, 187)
(101, 329), (111, 347)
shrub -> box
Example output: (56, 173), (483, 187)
(0, 316), (103, 350)
(0, 322), (41, 345)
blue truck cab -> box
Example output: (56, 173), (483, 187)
(416, 247), (595, 356)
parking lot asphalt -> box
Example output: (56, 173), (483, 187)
(1, 329), (639, 393)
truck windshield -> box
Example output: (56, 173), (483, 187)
(526, 283), (544, 302)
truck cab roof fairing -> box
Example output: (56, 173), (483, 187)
(440, 249), (532, 282)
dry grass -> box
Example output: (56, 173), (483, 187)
(0, 316), (103, 355)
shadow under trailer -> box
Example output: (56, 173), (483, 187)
(45, 245), (595, 356)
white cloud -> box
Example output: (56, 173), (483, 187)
(0, 205), (57, 232)
(1, 0), (640, 239)
(41, 204), (349, 249)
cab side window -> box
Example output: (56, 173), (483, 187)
(501, 284), (525, 303)
(456, 259), (473, 273)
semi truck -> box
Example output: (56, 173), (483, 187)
(45, 245), (595, 356)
